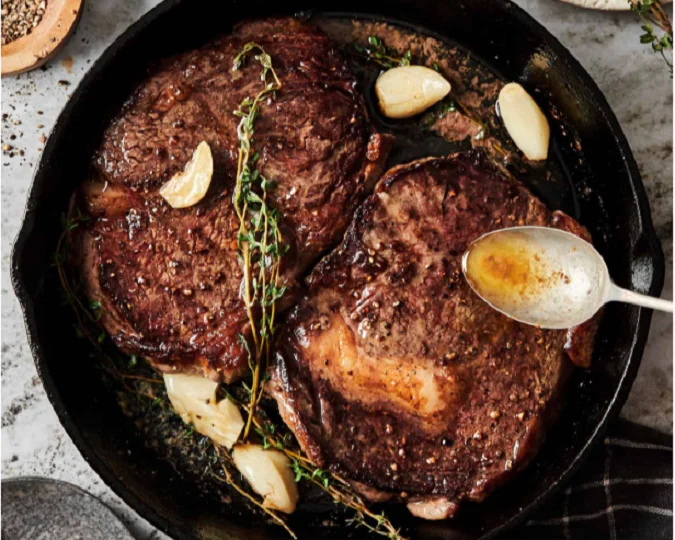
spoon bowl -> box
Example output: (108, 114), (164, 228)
(462, 226), (671, 329)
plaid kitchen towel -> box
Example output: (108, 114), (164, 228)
(508, 419), (673, 540)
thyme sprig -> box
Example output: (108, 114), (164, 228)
(231, 42), (287, 439)
(631, 0), (673, 72)
(353, 35), (412, 68)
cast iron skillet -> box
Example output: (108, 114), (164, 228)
(11, 1), (665, 539)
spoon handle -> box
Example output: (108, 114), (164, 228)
(609, 285), (673, 313)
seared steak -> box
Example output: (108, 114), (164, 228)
(76, 18), (391, 382)
(270, 152), (597, 517)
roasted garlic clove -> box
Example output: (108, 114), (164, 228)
(163, 373), (243, 449)
(376, 65), (451, 119)
(407, 497), (458, 520)
(159, 141), (214, 208)
(232, 444), (299, 514)
(498, 83), (550, 161)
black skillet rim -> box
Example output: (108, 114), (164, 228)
(10, 1), (665, 539)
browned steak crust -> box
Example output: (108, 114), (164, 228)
(76, 18), (391, 382)
(270, 152), (597, 515)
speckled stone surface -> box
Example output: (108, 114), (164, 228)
(2, 477), (135, 540)
(1, 1), (671, 539)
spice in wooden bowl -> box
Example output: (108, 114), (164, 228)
(2, 0), (47, 46)
(1, 0), (83, 76)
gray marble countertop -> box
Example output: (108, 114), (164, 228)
(1, 1), (672, 538)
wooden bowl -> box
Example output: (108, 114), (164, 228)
(1, 0), (83, 76)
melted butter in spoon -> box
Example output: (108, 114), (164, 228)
(462, 226), (672, 329)
(461, 228), (595, 328)
(464, 230), (564, 305)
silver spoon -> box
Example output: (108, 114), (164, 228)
(461, 226), (672, 329)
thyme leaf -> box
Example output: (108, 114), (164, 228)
(89, 300), (102, 321)
(438, 99), (457, 118)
